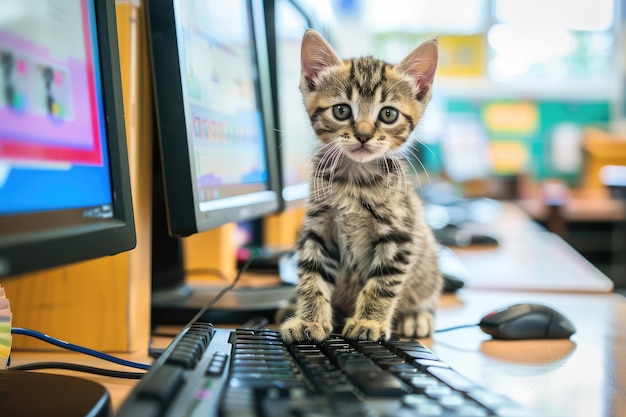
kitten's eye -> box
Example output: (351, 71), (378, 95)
(378, 107), (399, 124)
(332, 104), (352, 121)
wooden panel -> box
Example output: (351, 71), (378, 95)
(119, 1), (153, 353)
(264, 207), (306, 247)
(183, 224), (238, 282)
(3, 256), (131, 351)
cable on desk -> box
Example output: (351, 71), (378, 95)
(434, 323), (479, 333)
(11, 328), (151, 371)
(185, 253), (258, 326)
(9, 362), (146, 379)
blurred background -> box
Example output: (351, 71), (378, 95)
(292, 0), (626, 286)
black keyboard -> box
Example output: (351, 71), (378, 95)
(117, 322), (538, 417)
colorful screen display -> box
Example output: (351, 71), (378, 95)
(174, 0), (271, 212)
(0, 0), (112, 215)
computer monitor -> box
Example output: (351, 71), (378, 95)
(0, 1), (135, 414)
(0, 0), (135, 278)
(147, 0), (281, 238)
(265, 0), (318, 209)
(146, 0), (289, 324)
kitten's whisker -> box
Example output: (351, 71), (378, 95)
(404, 146), (431, 186)
(413, 139), (437, 160)
(327, 146), (343, 195)
(389, 153), (406, 198)
(402, 154), (420, 187)
(382, 157), (392, 198)
(314, 143), (341, 198)
(312, 150), (329, 200)
(402, 150), (427, 196)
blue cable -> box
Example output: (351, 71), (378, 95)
(11, 327), (151, 371)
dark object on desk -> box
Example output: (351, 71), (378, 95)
(442, 273), (465, 293)
(434, 223), (499, 248)
(479, 303), (576, 340)
(1, 370), (111, 417)
(437, 245), (468, 293)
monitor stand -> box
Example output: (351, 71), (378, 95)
(1, 370), (111, 417)
(150, 145), (295, 327)
(151, 281), (295, 325)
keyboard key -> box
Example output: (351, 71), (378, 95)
(403, 351), (439, 361)
(137, 364), (185, 404)
(166, 352), (197, 369)
(408, 375), (441, 389)
(415, 359), (450, 371)
(117, 399), (161, 417)
(467, 388), (513, 409)
(222, 387), (256, 417)
(388, 363), (424, 373)
(403, 393), (432, 407)
(182, 333), (209, 349)
(428, 367), (477, 392)
(176, 340), (204, 359)
(376, 357), (406, 368)
(438, 394), (466, 408)
(206, 352), (229, 376)
(455, 405), (489, 416)
(413, 403), (444, 416)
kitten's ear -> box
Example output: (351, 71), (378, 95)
(396, 39), (438, 101)
(301, 30), (341, 88)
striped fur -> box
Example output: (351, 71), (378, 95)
(280, 30), (442, 343)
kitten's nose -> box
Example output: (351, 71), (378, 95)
(355, 132), (373, 144)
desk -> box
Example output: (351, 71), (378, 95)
(518, 190), (626, 286)
(8, 289), (626, 417)
(6, 204), (622, 415)
(453, 202), (615, 293)
(432, 289), (626, 417)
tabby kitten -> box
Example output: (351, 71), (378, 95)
(280, 30), (442, 343)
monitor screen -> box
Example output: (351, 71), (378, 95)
(147, 0), (281, 237)
(267, 0), (317, 207)
(0, 0), (135, 277)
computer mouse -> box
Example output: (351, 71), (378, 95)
(479, 303), (576, 340)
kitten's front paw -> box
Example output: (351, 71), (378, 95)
(342, 318), (390, 341)
(395, 309), (435, 338)
(280, 317), (332, 344)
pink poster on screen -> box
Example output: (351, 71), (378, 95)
(0, 0), (104, 165)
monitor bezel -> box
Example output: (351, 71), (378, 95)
(264, 0), (321, 210)
(146, 0), (281, 237)
(0, 0), (136, 278)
